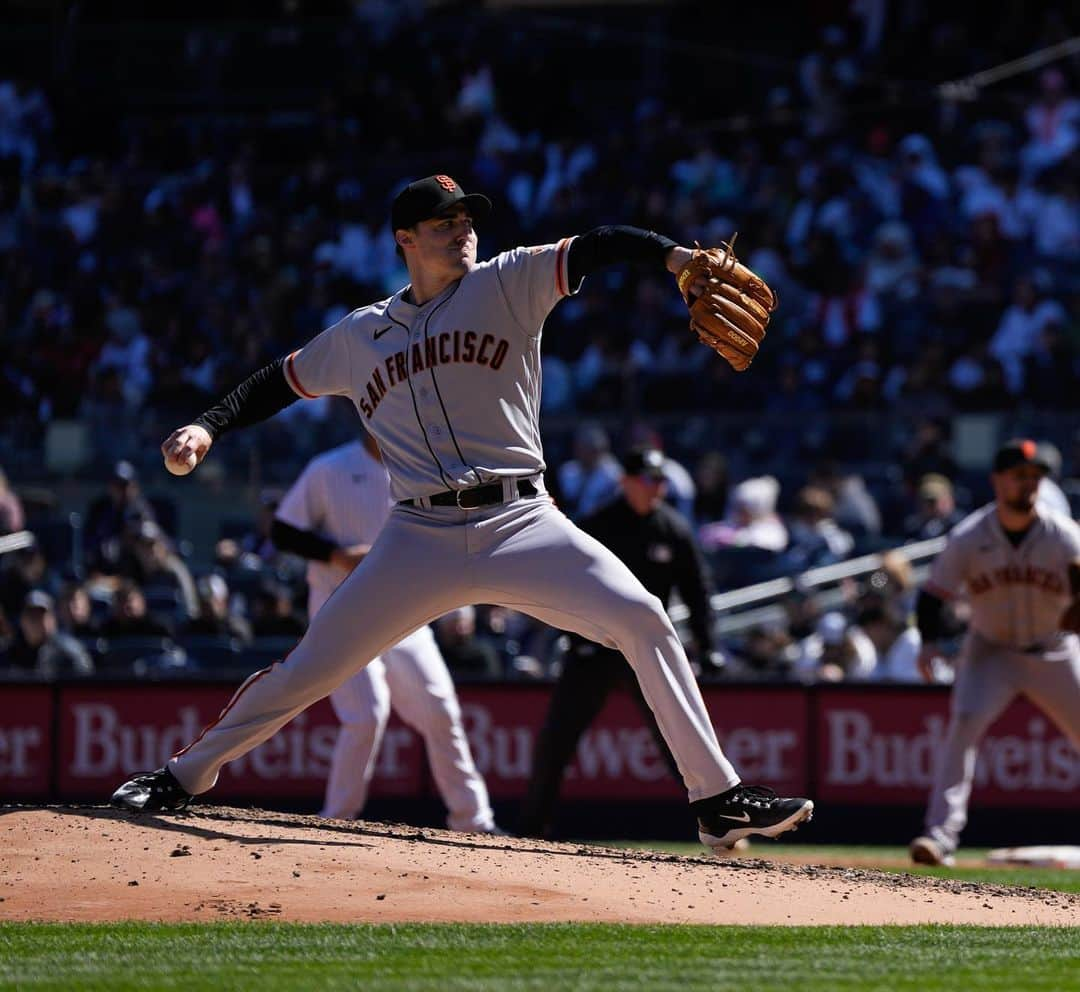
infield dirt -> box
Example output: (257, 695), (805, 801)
(2, 806), (1077, 926)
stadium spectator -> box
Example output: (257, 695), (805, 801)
(433, 606), (502, 680)
(0, 543), (49, 623)
(903, 474), (965, 541)
(692, 451), (730, 524)
(183, 574), (253, 643)
(117, 519), (199, 623)
(55, 580), (99, 639)
(248, 579), (306, 639)
(1035, 440), (1072, 517)
(989, 273), (1067, 394)
(238, 489), (287, 566)
(83, 461), (156, 577)
(1020, 67), (1080, 181)
(98, 580), (174, 638)
(794, 610), (876, 683)
(0, 590), (94, 678)
(555, 422), (622, 519)
(859, 592), (923, 683)
(779, 486), (855, 573)
(699, 476), (787, 553)
(808, 461), (883, 541)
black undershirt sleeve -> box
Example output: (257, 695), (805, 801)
(270, 519), (336, 563)
(915, 589), (949, 643)
(192, 357), (299, 440)
(566, 225), (678, 288)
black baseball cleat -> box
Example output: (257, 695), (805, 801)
(694, 785), (814, 852)
(110, 766), (193, 812)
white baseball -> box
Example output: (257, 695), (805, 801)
(164, 451), (198, 476)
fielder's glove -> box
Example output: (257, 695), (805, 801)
(675, 236), (777, 371)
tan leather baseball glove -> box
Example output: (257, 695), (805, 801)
(676, 237), (777, 371)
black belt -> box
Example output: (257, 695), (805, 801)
(400, 478), (538, 510)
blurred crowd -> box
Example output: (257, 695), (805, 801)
(0, 429), (1070, 685)
(2, 3), (1080, 683)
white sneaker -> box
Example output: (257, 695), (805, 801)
(910, 835), (955, 867)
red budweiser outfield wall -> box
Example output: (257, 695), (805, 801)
(55, 684), (422, 801)
(1, 681), (1077, 807)
(815, 688), (1080, 807)
(36, 682), (807, 803)
(0, 683), (52, 799)
(461, 684), (807, 800)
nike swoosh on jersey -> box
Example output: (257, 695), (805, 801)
(373, 325), (395, 340)
(714, 811), (751, 823)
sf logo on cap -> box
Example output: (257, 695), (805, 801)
(435, 175), (457, 192)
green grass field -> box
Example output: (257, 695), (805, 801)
(3, 845), (1077, 991)
(1, 922), (1078, 991)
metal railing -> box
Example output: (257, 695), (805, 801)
(669, 536), (947, 636)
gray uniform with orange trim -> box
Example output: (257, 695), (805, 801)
(920, 503), (1080, 853)
(168, 240), (741, 804)
(284, 241), (574, 502)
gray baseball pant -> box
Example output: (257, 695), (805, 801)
(170, 496), (740, 802)
(923, 631), (1080, 851)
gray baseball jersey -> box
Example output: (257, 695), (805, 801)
(920, 502), (1080, 853)
(925, 503), (1080, 648)
(283, 240), (575, 501)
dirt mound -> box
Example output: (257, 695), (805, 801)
(2, 806), (1077, 926)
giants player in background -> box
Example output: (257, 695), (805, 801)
(911, 440), (1080, 866)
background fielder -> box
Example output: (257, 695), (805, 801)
(272, 430), (497, 831)
(911, 439), (1080, 866)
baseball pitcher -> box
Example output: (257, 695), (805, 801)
(112, 174), (812, 851)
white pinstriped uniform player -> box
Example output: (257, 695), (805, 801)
(274, 438), (496, 830)
(912, 442), (1080, 865)
(113, 174), (813, 849)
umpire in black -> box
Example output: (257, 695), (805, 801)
(518, 446), (719, 839)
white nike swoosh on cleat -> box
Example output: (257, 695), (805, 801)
(715, 811), (751, 822)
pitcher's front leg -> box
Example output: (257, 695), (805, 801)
(169, 513), (471, 795)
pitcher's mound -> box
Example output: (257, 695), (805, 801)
(2, 806), (1077, 926)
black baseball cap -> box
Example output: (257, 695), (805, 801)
(390, 175), (491, 231)
(621, 447), (666, 479)
(992, 438), (1051, 474)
